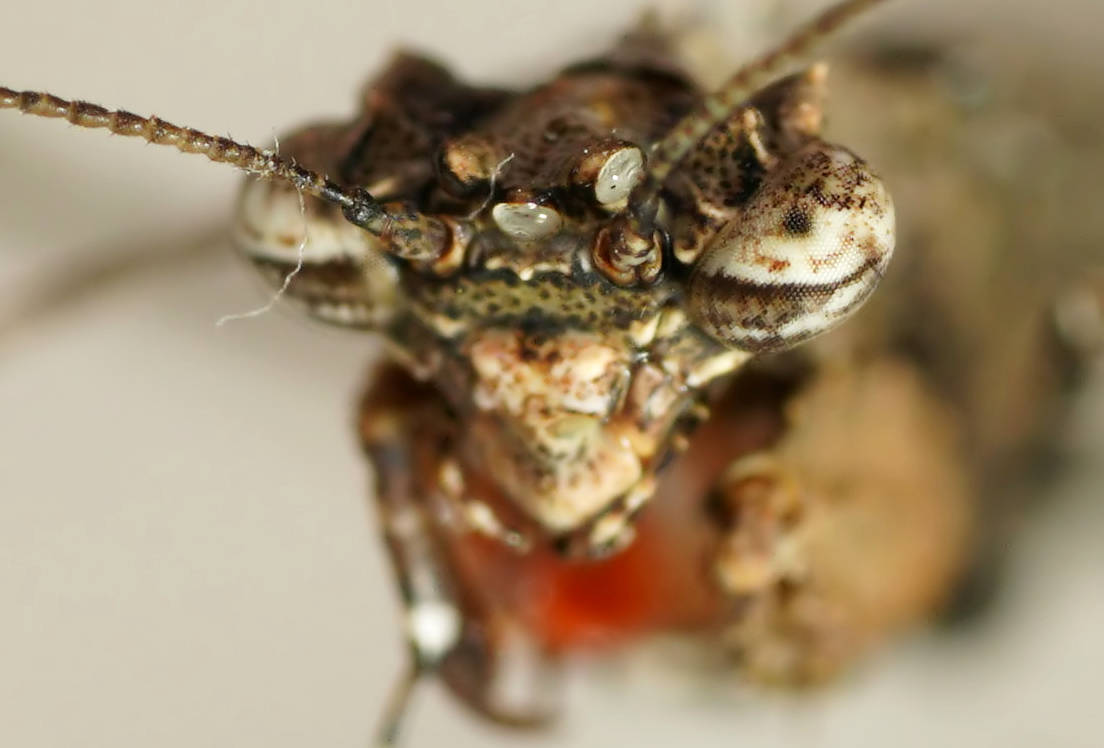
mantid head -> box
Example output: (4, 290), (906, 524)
(228, 1), (892, 554)
(1, 0), (896, 738)
(1, 0), (893, 556)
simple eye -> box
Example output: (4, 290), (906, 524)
(492, 201), (564, 241)
(593, 146), (644, 206)
(688, 141), (895, 353)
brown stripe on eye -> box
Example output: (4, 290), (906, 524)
(692, 255), (881, 352)
(251, 257), (369, 299)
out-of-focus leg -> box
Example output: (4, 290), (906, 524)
(357, 366), (557, 740)
(710, 359), (972, 683)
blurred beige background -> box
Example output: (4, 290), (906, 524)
(1, 1), (1102, 746)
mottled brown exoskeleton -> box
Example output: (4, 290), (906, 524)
(7, 0), (1097, 743)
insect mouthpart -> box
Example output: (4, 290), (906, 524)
(464, 326), (643, 535)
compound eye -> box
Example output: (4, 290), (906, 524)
(688, 141), (894, 353)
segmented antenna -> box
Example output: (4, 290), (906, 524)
(0, 86), (448, 259)
(638, 0), (889, 194)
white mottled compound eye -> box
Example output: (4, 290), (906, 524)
(688, 140), (895, 353)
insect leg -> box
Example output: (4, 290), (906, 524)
(708, 358), (972, 683)
(358, 367), (557, 738)
(0, 230), (225, 341)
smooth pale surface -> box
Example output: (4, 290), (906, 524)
(1, 2), (1102, 747)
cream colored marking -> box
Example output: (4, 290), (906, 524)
(623, 475), (657, 513)
(587, 510), (636, 551)
(492, 202), (563, 241)
(466, 152), (516, 219)
(462, 501), (530, 552)
(422, 307), (470, 339)
(595, 146), (644, 206)
(686, 349), (752, 387)
(654, 308), (689, 340)
(406, 601), (462, 661)
(740, 108), (777, 168)
(234, 180), (381, 263)
(628, 314), (661, 348)
(387, 504), (423, 540)
(438, 459), (465, 499)
(469, 330), (626, 417)
(312, 302), (378, 326)
(496, 429), (643, 533)
(217, 187), (308, 325)
(697, 146), (894, 288)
